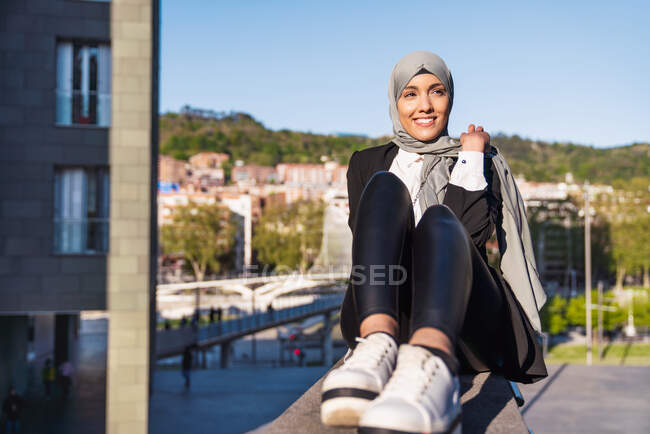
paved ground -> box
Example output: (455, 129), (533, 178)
(520, 364), (650, 434)
(14, 319), (650, 433)
(150, 366), (331, 433)
(19, 319), (106, 434)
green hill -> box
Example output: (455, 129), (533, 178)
(160, 107), (649, 185)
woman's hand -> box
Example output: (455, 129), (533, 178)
(460, 124), (490, 153)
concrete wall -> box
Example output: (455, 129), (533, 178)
(0, 316), (29, 396)
(106, 1), (157, 433)
(0, 0), (110, 313)
(31, 314), (55, 362)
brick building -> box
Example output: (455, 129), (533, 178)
(276, 162), (347, 186)
(232, 164), (277, 185)
(159, 155), (188, 184)
(188, 151), (229, 169)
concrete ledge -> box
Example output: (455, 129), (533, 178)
(258, 360), (529, 434)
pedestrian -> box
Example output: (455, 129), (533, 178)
(181, 346), (192, 389)
(209, 306), (216, 323)
(2, 386), (23, 434)
(164, 319), (171, 330)
(216, 307), (223, 322)
(59, 360), (74, 398)
(320, 51), (547, 432)
(180, 316), (187, 328)
(41, 358), (55, 399)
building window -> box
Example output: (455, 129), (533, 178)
(54, 168), (110, 254)
(56, 42), (111, 126)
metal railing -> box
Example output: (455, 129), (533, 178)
(156, 293), (343, 358)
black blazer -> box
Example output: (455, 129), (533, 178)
(346, 142), (502, 260)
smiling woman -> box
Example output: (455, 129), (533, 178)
(320, 51), (548, 434)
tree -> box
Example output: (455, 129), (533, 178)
(253, 199), (325, 272)
(161, 201), (238, 281)
(611, 215), (650, 290)
(540, 295), (568, 335)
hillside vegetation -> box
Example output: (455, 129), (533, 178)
(160, 109), (649, 184)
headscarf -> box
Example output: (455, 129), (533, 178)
(388, 51), (460, 208)
(387, 51), (547, 333)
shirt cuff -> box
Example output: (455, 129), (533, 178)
(449, 151), (488, 191)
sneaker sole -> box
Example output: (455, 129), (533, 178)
(357, 413), (462, 434)
(321, 389), (379, 427)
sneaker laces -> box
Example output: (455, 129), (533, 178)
(383, 349), (440, 398)
(342, 336), (392, 370)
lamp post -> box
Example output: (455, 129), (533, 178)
(584, 182), (592, 366)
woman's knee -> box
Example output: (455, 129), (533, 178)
(414, 205), (470, 248)
(357, 171), (413, 223)
(362, 171), (411, 206)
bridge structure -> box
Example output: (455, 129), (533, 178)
(155, 272), (349, 368)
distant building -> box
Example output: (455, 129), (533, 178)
(275, 162), (346, 186)
(324, 161), (348, 185)
(189, 152), (229, 169)
(277, 163), (326, 185)
(232, 164), (277, 185)
(191, 167), (226, 188)
(159, 155), (188, 184)
(515, 177), (572, 202)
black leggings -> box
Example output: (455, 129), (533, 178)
(340, 171), (509, 372)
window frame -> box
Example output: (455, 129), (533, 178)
(53, 165), (110, 256)
(55, 38), (111, 129)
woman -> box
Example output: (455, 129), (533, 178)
(320, 51), (548, 433)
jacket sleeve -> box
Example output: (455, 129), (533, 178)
(443, 157), (500, 249)
(346, 151), (364, 234)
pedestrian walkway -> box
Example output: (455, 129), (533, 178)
(19, 319), (106, 434)
(520, 364), (650, 434)
(149, 365), (329, 434)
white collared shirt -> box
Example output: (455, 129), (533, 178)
(388, 148), (487, 225)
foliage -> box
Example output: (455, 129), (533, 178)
(541, 287), (650, 335)
(160, 110), (381, 166)
(546, 343), (650, 365)
(252, 199), (326, 272)
(608, 205), (650, 289)
(541, 295), (568, 335)
(160, 201), (238, 281)
(160, 110), (649, 185)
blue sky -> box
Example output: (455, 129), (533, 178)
(161, 0), (650, 148)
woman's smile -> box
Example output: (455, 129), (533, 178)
(413, 116), (436, 127)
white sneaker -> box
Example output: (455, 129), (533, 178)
(358, 345), (462, 434)
(321, 333), (398, 427)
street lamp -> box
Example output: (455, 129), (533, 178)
(584, 181), (592, 366)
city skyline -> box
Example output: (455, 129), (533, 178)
(161, 0), (650, 149)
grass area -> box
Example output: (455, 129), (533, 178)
(547, 342), (650, 365)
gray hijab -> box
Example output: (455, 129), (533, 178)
(387, 50), (547, 333)
(388, 51), (460, 210)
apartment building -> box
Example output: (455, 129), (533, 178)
(0, 1), (158, 433)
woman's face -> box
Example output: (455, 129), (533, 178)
(397, 73), (450, 142)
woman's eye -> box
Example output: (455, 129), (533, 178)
(404, 91), (416, 98)
(431, 89), (444, 96)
